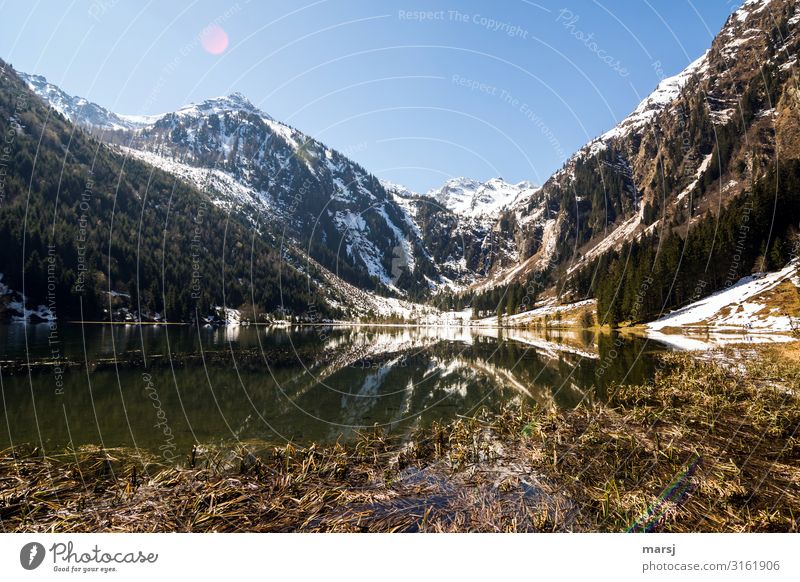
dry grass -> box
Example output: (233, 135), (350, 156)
(1, 349), (798, 532)
(754, 280), (800, 320)
(533, 350), (800, 532)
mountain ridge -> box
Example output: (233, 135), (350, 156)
(19, 70), (535, 293)
(8, 0), (799, 326)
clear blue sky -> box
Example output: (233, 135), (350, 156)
(1, 0), (742, 192)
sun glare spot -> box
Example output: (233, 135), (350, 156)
(200, 24), (228, 55)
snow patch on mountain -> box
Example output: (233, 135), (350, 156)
(382, 182), (422, 230)
(121, 146), (272, 219)
(733, 0), (773, 23)
(380, 180), (416, 200)
(425, 177), (534, 217)
(333, 210), (399, 291)
(376, 204), (418, 273)
(173, 92), (268, 120)
(600, 52), (709, 144)
(648, 258), (800, 333)
(264, 119), (303, 150)
(676, 154), (714, 202)
(0, 273), (55, 322)
(295, 248), (439, 318)
(426, 177), (482, 214)
(18, 72), (145, 131)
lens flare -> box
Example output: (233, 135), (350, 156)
(628, 456), (702, 533)
(200, 25), (228, 55)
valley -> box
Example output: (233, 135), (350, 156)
(1, 0), (799, 535)
(2, 0), (799, 338)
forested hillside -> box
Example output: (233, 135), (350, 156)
(0, 60), (324, 322)
(485, 0), (800, 324)
(578, 161), (800, 325)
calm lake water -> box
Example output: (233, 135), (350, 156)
(0, 323), (668, 458)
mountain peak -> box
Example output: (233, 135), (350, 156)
(515, 180), (538, 190)
(425, 176), (530, 217)
(21, 67), (274, 129)
(25, 73), (48, 84)
(732, 0), (773, 23)
(225, 91), (258, 110)
(173, 91), (271, 120)
(596, 50), (709, 145)
(379, 180), (416, 199)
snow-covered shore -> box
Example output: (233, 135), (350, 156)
(646, 259), (800, 349)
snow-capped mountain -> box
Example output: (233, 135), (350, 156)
(381, 178), (535, 287)
(425, 177), (482, 215)
(19, 70), (546, 294)
(166, 91), (268, 120)
(18, 74), (436, 295)
(17, 73), (147, 131)
(476, 0), (800, 295)
(49, 87), (441, 295)
(425, 177), (535, 218)
(15, 0), (798, 313)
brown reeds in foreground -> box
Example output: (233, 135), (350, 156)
(1, 348), (798, 532)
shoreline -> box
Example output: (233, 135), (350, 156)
(11, 318), (798, 337)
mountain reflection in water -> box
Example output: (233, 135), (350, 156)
(0, 324), (662, 454)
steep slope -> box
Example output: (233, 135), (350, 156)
(20, 80), (442, 297)
(17, 72), (148, 131)
(648, 258), (800, 333)
(480, 0), (800, 320)
(0, 60), (425, 323)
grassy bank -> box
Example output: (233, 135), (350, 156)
(1, 348), (798, 532)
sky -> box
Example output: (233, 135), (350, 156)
(0, 0), (744, 192)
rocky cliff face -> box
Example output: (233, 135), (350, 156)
(382, 178), (538, 288)
(484, 0), (800, 296)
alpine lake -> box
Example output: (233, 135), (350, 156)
(0, 322), (668, 460)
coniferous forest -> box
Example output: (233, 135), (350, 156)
(573, 161), (800, 326)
